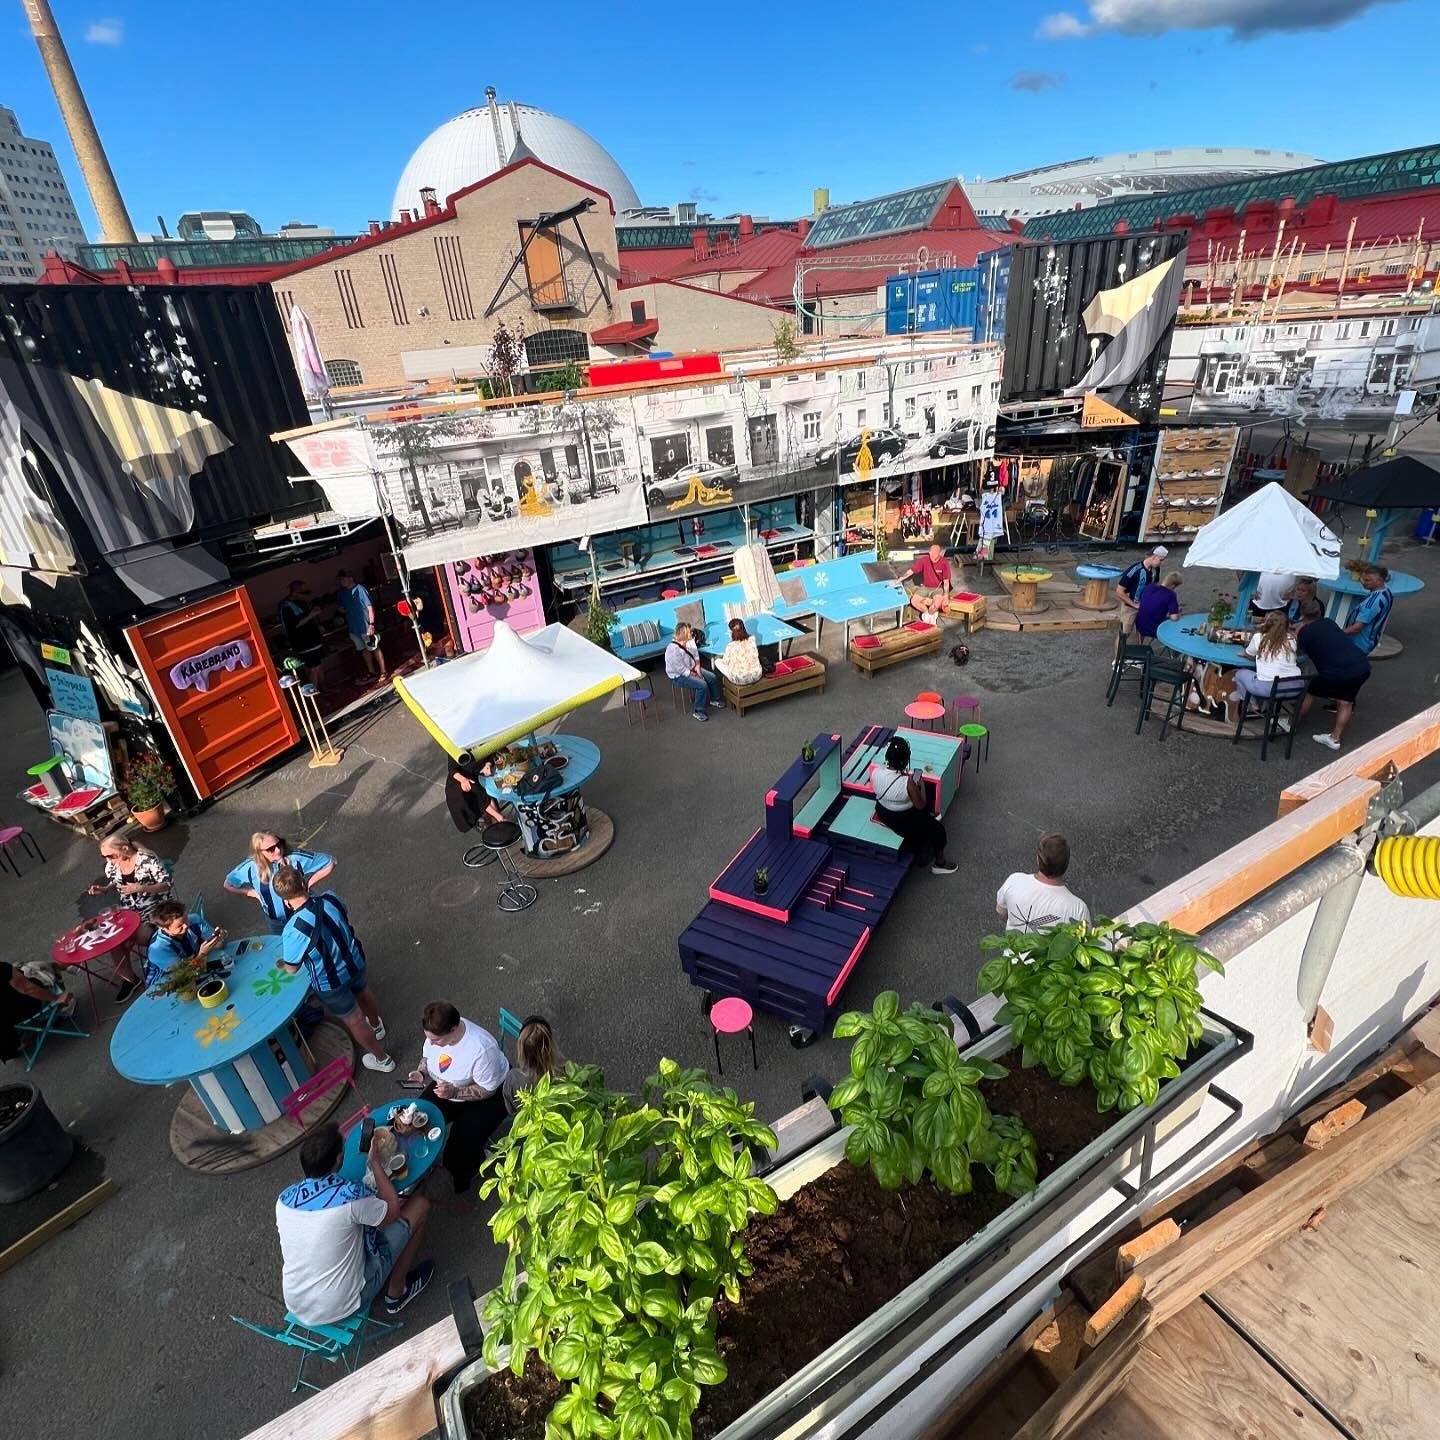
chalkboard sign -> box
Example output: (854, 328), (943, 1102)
(45, 667), (101, 722)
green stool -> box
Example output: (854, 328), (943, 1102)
(958, 722), (990, 772)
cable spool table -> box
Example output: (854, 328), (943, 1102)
(1075, 564), (1123, 611)
(998, 566), (1053, 614)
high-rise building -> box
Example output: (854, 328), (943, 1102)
(0, 105), (88, 279)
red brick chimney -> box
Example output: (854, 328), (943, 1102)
(156, 258), (179, 282)
(400, 209), (414, 225)
(739, 214), (753, 238)
(1113, 220), (1130, 235)
(796, 218), (810, 241)
(368, 220), (381, 236)
(420, 187), (440, 217)
(692, 228), (707, 257)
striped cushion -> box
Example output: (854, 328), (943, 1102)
(618, 620), (662, 649)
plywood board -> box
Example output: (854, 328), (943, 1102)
(1078, 1303), (1339, 1440)
(1277, 703), (1440, 816)
(1208, 1132), (1440, 1440)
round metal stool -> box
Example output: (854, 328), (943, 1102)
(482, 820), (537, 912)
(462, 838), (497, 869)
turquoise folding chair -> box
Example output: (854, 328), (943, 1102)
(15, 998), (88, 1071)
(189, 889), (207, 926)
(498, 1006), (523, 1060)
(230, 1309), (401, 1393)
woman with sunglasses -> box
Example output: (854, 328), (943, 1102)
(224, 831), (336, 934)
(85, 836), (173, 1000)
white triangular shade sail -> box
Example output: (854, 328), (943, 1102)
(1183, 483), (1341, 579)
(394, 621), (641, 759)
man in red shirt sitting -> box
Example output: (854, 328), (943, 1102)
(898, 543), (956, 621)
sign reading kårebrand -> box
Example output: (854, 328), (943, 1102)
(168, 638), (254, 693)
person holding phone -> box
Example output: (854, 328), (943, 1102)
(144, 901), (225, 989)
(86, 837), (174, 1000)
(405, 1001), (509, 1194)
(870, 735), (958, 875)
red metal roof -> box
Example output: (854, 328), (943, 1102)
(591, 317), (660, 345)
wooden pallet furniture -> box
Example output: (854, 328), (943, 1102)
(848, 621), (943, 676)
(721, 653), (826, 716)
(944, 591), (988, 632)
(678, 725), (961, 1038)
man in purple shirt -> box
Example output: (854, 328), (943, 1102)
(1135, 570), (1183, 640)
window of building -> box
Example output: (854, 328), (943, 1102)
(758, 378), (771, 390)
(324, 358), (363, 387)
(882, 401), (893, 424)
(1380, 317), (1397, 336)
(1358, 321), (1371, 338)
(802, 410), (822, 441)
(1408, 316), (1422, 330)
(970, 383), (982, 405)
(1309, 324), (1323, 340)
(1337, 322), (1352, 339)
(946, 389), (958, 408)
(523, 328), (589, 370)
(903, 361), (915, 376)
(904, 396), (916, 420)
(855, 370), (866, 391)
(591, 435), (626, 477)
(856, 408), (866, 427)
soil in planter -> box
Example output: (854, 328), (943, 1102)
(464, 1059), (1117, 1440)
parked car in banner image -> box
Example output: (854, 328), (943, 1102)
(927, 423), (973, 459)
(812, 426), (909, 474)
(645, 458), (740, 508)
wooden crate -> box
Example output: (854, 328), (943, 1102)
(721, 654), (827, 717)
(945, 593), (988, 633)
(848, 623), (943, 676)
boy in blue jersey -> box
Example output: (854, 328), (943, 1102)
(1344, 565), (1394, 656)
(145, 901), (224, 989)
(338, 569), (386, 681)
(275, 867), (395, 1072)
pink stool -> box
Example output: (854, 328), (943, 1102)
(661, 588), (682, 599)
(951, 695), (981, 733)
(708, 996), (757, 1074)
(0, 825), (44, 877)
(904, 700), (946, 733)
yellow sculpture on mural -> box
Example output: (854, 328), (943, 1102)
(665, 473), (734, 511)
(854, 429), (874, 482)
(517, 471), (553, 517)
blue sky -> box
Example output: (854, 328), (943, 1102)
(1, 0), (1429, 238)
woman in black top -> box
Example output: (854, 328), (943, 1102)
(870, 736), (959, 875)
(445, 751), (508, 835)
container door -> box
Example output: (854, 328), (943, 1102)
(125, 586), (299, 799)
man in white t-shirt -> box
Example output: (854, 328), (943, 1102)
(995, 834), (1091, 935)
(274, 1123), (433, 1325)
(1250, 571), (1295, 618)
(405, 1001), (510, 1194)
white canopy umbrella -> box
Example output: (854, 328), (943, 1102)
(288, 304), (332, 407)
(1183, 482), (1341, 580)
(394, 621), (641, 759)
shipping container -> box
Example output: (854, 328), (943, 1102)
(883, 268), (979, 335)
(976, 247), (1012, 347)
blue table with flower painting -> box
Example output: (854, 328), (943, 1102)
(109, 935), (312, 1133)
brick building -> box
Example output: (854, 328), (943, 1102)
(267, 157), (783, 387)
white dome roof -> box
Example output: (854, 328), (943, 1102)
(391, 101), (641, 219)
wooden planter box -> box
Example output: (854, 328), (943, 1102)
(436, 1010), (1249, 1440)
(721, 653), (827, 716)
(848, 623), (943, 677)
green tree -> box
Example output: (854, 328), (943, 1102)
(772, 316), (800, 362)
(368, 411), (489, 528)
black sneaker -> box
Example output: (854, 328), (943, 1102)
(384, 1260), (434, 1315)
(115, 979), (141, 1003)
(930, 859), (959, 876)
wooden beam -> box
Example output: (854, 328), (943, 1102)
(1123, 775), (1378, 934)
(1134, 1076), (1440, 1327)
(237, 1314), (465, 1440)
(1278, 703), (1440, 817)
(1083, 1275), (1146, 1348)
(0, 1178), (115, 1276)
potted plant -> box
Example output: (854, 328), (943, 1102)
(150, 955), (205, 1002)
(124, 749), (176, 832)
(1204, 595), (1233, 639)
(0, 1082), (74, 1204)
(753, 867), (769, 896)
(582, 578), (618, 651)
(801, 740), (816, 764)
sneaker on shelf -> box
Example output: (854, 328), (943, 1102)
(691, 711), (709, 722)
(370, 1017), (386, 1041)
(115, 979), (141, 1003)
(1312, 733), (1342, 751)
(931, 859), (960, 876)
(363, 1052), (397, 1073)
(384, 1260), (435, 1315)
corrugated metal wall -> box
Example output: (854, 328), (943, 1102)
(0, 283), (315, 571)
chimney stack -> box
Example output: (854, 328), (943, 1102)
(692, 228), (707, 258)
(420, 187), (440, 217)
(400, 209), (414, 225)
(23, 0), (136, 242)
(796, 218), (810, 241)
(739, 214), (753, 238)
(368, 220), (381, 236)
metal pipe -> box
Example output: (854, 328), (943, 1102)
(1295, 844), (1367, 1019)
(1387, 774), (1440, 835)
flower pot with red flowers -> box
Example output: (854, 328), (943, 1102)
(124, 750), (177, 832)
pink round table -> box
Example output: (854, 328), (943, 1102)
(904, 700), (946, 732)
(52, 908), (143, 1019)
(709, 996), (757, 1075)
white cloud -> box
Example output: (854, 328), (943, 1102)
(1037, 12), (1091, 38)
(1010, 70), (1067, 93)
(1038, 0), (1400, 40)
(84, 18), (124, 46)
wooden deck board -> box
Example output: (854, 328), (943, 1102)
(1078, 1303), (1340, 1440)
(1207, 1131), (1440, 1440)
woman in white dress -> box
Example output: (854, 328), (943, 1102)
(714, 618), (763, 686)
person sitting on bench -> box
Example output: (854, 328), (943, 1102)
(897, 543), (954, 620)
(870, 735), (958, 875)
(714, 618), (762, 686)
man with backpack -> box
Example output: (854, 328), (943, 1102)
(275, 867), (395, 1072)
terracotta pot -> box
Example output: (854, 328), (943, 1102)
(131, 805), (167, 832)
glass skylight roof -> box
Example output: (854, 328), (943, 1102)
(806, 180), (951, 249)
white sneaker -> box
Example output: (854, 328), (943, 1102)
(370, 1017), (386, 1041)
(931, 859), (959, 875)
(363, 1052), (397, 1073)
(1274, 718), (1291, 734)
(1312, 733), (1342, 751)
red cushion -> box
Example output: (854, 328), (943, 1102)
(785, 655), (814, 671)
(852, 635), (882, 650)
(905, 621), (936, 632)
(953, 591), (981, 603)
(695, 544), (718, 557)
(770, 660), (793, 676)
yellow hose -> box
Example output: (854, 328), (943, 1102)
(1374, 835), (1440, 899)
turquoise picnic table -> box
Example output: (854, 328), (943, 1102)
(698, 613), (805, 655)
(1075, 563), (1123, 611)
(338, 1099), (448, 1194)
(1155, 613), (1256, 669)
(109, 935), (311, 1133)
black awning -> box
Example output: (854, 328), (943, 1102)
(1310, 455), (1440, 509)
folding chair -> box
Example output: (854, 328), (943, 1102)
(1106, 638), (1152, 707)
(230, 1309), (400, 1393)
(189, 890), (207, 925)
(498, 1006), (524, 1060)
(280, 1053), (367, 1136)
(1232, 676), (1307, 761)
(15, 998), (88, 1071)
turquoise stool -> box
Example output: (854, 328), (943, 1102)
(958, 721), (990, 772)
(498, 1005), (524, 1059)
(230, 1308), (401, 1394)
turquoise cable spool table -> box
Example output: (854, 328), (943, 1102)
(480, 733), (601, 857)
(110, 935), (312, 1134)
(338, 1099), (447, 1193)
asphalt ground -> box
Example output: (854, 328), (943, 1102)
(3, 538), (1438, 1439)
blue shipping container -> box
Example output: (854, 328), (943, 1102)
(975, 247), (1012, 346)
(884, 267), (980, 335)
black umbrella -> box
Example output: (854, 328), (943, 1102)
(1309, 455), (1440, 510)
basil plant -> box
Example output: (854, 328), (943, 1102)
(480, 1059), (778, 1440)
(828, 991), (1037, 1198)
(978, 919), (1224, 1113)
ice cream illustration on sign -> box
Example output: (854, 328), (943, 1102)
(168, 638), (254, 692)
